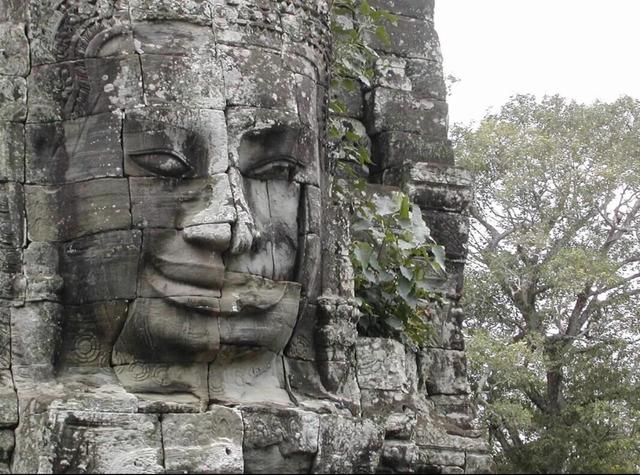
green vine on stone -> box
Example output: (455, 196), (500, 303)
(329, 0), (446, 346)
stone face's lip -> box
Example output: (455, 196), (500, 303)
(150, 253), (223, 289)
(167, 295), (222, 315)
(148, 266), (298, 315)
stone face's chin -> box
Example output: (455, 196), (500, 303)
(111, 277), (302, 400)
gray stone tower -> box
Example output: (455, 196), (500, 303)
(0, 0), (492, 472)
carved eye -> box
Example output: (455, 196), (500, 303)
(128, 150), (193, 177)
(245, 157), (302, 181)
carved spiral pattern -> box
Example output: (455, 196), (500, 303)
(71, 331), (101, 365)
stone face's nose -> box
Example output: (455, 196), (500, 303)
(180, 169), (256, 255)
(182, 223), (232, 252)
(228, 167), (256, 256)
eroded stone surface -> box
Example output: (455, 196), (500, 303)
(46, 411), (163, 474)
(25, 179), (132, 242)
(25, 113), (124, 185)
(356, 338), (409, 391)
(3, 0), (492, 472)
(313, 415), (384, 474)
(242, 406), (320, 474)
(163, 406), (244, 474)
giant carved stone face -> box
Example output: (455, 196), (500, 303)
(24, 2), (327, 405)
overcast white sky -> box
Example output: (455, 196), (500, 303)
(435, 0), (640, 126)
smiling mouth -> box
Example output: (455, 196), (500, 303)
(150, 254), (224, 289)
(147, 257), (295, 316)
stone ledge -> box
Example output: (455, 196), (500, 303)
(369, 0), (435, 20)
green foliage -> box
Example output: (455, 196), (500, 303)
(329, 1), (443, 345)
(350, 189), (446, 345)
(455, 95), (640, 473)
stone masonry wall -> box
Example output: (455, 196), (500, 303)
(0, 0), (493, 473)
(326, 0), (495, 472)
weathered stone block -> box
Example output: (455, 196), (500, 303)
(162, 406), (244, 474)
(465, 453), (495, 474)
(130, 0), (213, 24)
(136, 228), (225, 299)
(58, 301), (129, 368)
(0, 247), (20, 303)
(0, 372), (15, 428)
(365, 88), (448, 137)
(209, 348), (289, 405)
(422, 209), (469, 259)
(23, 242), (63, 302)
(297, 233), (322, 298)
(10, 302), (61, 369)
(316, 360), (361, 412)
(0, 22), (28, 76)
(284, 357), (332, 401)
(313, 415), (384, 474)
(285, 304), (318, 361)
(430, 394), (475, 428)
(27, 57), (143, 122)
(46, 411), (163, 473)
(25, 112), (124, 185)
(356, 338), (409, 391)
(380, 440), (419, 472)
(25, 179), (132, 242)
(414, 413), (491, 454)
(27, 0), (132, 65)
(373, 56), (412, 93)
(226, 178), (301, 281)
(0, 245), (19, 273)
(373, 133), (453, 171)
(367, 16), (441, 61)
(218, 280), (301, 352)
(124, 107), (228, 176)
(300, 185), (322, 235)
(360, 389), (417, 439)
(214, 4), (284, 51)
(114, 362), (209, 400)
(133, 21), (216, 55)
(220, 45), (298, 110)
(368, 0), (434, 19)
(371, 56), (447, 106)
(418, 348), (470, 395)
(226, 107), (320, 186)
(130, 175), (235, 228)
(0, 307), (9, 369)
(0, 76), (26, 122)
(406, 58), (447, 100)
(0, 122), (24, 182)
(426, 304), (465, 351)
(0, 182), (24, 249)
(60, 230), (141, 304)
(418, 447), (465, 468)
(137, 395), (205, 414)
(141, 54), (225, 110)
(393, 163), (473, 213)
(242, 406), (319, 474)
(0, 430), (14, 463)
(0, 0), (26, 22)
(331, 84), (364, 119)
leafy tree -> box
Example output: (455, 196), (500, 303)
(453, 94), (640, 473)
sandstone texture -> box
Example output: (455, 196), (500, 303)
(0, 0), (492, 473)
